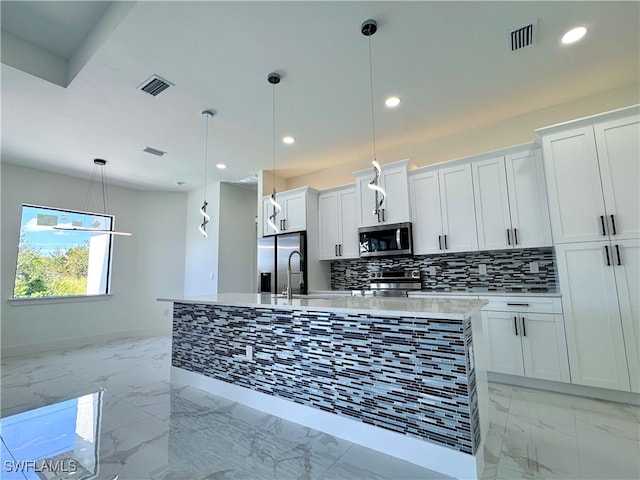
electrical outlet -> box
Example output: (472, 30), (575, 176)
(245, 345), (253, 361)
(428, 266), (436, 276)
(210, 272), (215, 280)
(478, 264), (487, 275)
(529, 261), (539, 273)
(163, 309), (170, 316)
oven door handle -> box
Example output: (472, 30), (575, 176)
(396, 229), (402, 249)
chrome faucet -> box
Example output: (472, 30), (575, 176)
(286, 250), (303, 300)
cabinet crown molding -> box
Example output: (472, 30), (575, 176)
(535, 104), (640, 142)
(352, 158), (413, 177)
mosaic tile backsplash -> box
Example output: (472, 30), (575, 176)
(331, 247), (557, 291)
(172, 303), (480, 455)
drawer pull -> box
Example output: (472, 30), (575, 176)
(507, 302), (530, 307)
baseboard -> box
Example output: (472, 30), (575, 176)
(171, 366), (481, 480)
(1, 328), (169, 358)
(488, 372), (640, 406)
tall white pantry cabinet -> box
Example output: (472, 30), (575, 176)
(538, 106), (639, 393)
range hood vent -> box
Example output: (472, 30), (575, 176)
(137, 75), (173, 96)
(143, 146), (166, 156)
(508, 21), (536, 51)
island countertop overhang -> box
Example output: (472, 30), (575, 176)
(158, 292), (488, 320)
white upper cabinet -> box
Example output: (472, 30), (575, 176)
(318, 185), (358, 260)
(410, 163), (478, 254)
(539, 110), (639, 244)
(439, 164), (478, 252)
(354, 159), (410, 227)
(472, 147), (552, 250)
(594, 117), (640, 241)
(262, 187), (311, 236)
(409, 169), (442, 254)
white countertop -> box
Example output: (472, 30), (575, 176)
(407, 290), (562, 298)
(159, 293), (488, 320)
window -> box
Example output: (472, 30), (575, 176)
(13, 205), (113, 298)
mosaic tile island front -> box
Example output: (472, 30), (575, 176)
(167, 293), (489, 475)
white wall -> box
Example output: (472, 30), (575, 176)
(183, 182), (257, 295)
(183, 182), (220, 296)
(217, 183), (257, 294)
(286, 84), (640, 191)
(0, 163), (187, 353)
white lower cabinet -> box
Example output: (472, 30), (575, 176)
(555, 241), (636, 392)
(482, 297), (570, 382)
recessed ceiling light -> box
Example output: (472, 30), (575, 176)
(216, 163), (227, 169)
(385, 96), (401, 108)
(282, 136), (295, 144)
(561, 26), (587, 45)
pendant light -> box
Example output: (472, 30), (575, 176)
(267, 72), (282, 234)
(54, 159), (131, 236)
(199, 109), (214, 237)
(362, 19), (387, 219)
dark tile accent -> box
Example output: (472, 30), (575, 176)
(331, 247), (557, 292)
(172, 303), (480, 455)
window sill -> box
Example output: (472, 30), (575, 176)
(7, 294), (113, 306)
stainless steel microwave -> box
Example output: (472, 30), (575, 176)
(358, 222), (413, 258)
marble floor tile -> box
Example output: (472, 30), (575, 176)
(2, 336), (639, 480)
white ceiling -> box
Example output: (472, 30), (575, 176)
(1, 1), (639, 191)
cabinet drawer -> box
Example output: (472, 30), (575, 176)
(480, 296), (562, 314)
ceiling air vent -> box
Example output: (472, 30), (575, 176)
(508, 20), (537, 52)
(137, 75), (174, 96)
(143, 146), (166, 157)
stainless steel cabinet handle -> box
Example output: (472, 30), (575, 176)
(522, 317), (527, 337)
(335, 245), (338, 256)
(605, 245), (611, 266)
(339, 244), (343, 256)
(600, 216), (607, 236)
(284, 219), (287, 230)
(610, 215), (617, 235)
(514, 228), (518, 245)
(507, 302), (530, 307)
(507, 229), (511, 246)
(438, 235), (443, 250)
(514, 316), (519, 336)
(444, 235), (448, 250)
(615, 244), (622, 265)
(381, 208), (385, 222)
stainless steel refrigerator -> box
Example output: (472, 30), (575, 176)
(257, 231), (307, 295)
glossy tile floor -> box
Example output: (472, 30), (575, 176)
(1, 336), (638, 480)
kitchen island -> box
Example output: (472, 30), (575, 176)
(160, 293), (489, 479)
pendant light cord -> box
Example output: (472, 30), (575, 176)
(368, 35), (377, 162)
(204, 115), (210, 201)
(272, 82), (277, 192)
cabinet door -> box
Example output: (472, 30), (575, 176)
(338, 188), (359, 258)
(482, 311), (525, 376)
(542, 126), (608, 243)
(594, 116), (640, 241)
(472, 156), (511, 250)
(520, 313), (571, 382)
(355, 172), (379, 228)
(318, 192), (340, 260)
(282, 191), (306, 233)
(505, 149), (552, 248)
(555, 242), (630, 391)
(381, 164), (410, 224)
(613, 239), (640, 393)
(439, 164), (478, 252)
(262, 196), (279, 236)
(409, 170), (443, 255)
